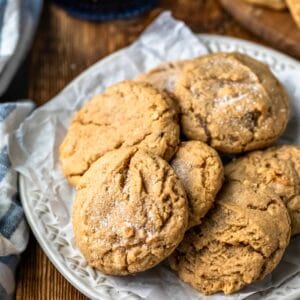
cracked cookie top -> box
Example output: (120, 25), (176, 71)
(226, 146), (300, 235)
(72, 147), (188, 275)
(174, 52), (290, 153)
(169, 180), (291, 295)
(59, 80), (180, 186)
(275, 145), (300, 185)
(171, 141), (224, 228)
(270, 145), (300, 235)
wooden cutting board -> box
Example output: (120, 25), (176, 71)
(220, 0), (300, 59)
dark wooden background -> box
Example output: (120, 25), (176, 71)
(7, 0), (290, 299)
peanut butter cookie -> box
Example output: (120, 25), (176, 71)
(136, 61), (186, 94)
(169, 180), (291, 295)
(72, 147), (188, 275)
(171, 141), (224, 228)
(60, 81), (180, 186)
(175, 52), (290, 153)
(226, 147), (300, 235)
(273, 145), (300, 234)
(275, 145), (300, 177)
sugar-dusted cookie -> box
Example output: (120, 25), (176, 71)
(60, 81), (180, 186)
(226, 146), (300, 235)
(136, 61), (186, 94)
(174, 52), (290, 153)
(73, 147), (188, 275)
(286, 0), (300, 28)
(171, 141), (224, 228)
(169, 180), (291, 295)
(242, 0), (286, 10)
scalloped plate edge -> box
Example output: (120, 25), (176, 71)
(19, 34), (300, 300)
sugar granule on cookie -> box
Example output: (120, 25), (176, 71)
(72, 147), (188, 275)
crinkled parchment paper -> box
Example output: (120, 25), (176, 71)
(8, 12), (300, 300)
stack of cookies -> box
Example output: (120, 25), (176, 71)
(59, 52), (298, 295)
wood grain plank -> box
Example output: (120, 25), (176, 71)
(26, 0), (261, 106)
(15, 1), (265, 299)
(220, 0), (300, 59)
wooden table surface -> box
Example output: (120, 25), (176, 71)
(14, 0), (291, 299)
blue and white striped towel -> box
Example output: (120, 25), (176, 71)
(0, 102), (34, 299)
(0, 0), (41, 299)
(0, 0), (42, 96)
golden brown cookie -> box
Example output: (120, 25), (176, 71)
(60, 81), (180, 186)
(171, 141), (224, 228)
(275, 145), (300, 177)
(286, 0), (300, 28)
(175, 52), (290, 153)
(169, 180), (291, 295)
(72, 147), (188, 275)
(273, 145), (300, 234)
(136, 61), (186, 94)
(226, 146), (300, 235)
(242, 0), (286, 10)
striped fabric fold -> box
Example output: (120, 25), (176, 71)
(0, 0), (42, 298)
(0, 0), (43, 96)
(0, 102), (34, 299)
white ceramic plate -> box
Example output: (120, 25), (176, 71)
(19, 34), (300, 300)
